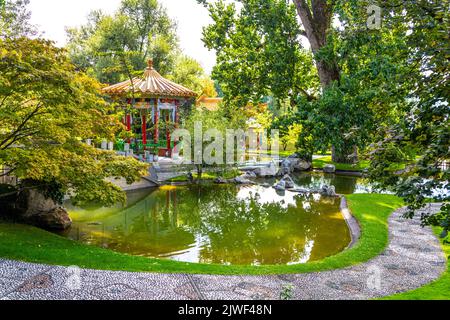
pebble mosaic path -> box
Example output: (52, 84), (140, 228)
(0, 204), (446, 300)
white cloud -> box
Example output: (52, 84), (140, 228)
(28, 0), (216, 74)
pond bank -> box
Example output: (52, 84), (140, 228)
(0, 202), (445, 300)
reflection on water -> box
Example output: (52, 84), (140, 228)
(63, 173), (368, 265)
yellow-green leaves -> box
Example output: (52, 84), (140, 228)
(0, 37), (148, 207)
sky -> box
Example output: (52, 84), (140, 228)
(28, 0), (216, 74)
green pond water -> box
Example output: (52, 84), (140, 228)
(64, 173), (371, 265)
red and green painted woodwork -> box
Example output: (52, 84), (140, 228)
(122, 98), (181, 154)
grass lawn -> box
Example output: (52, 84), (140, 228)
(313, 156), (370, 172)
(0, 194), (406, 275)
(381, 227), (450, 300)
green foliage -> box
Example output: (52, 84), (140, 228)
(201, 0), (318, 107)
(0, 37), (148, 207)
(0, 0), (37, 38)
(66, 0), (179, 84)
(168, 55), (217, 97)
(183, 106), (240, 178)
(312, 156), (370, 172)
(365, 0), (450, 235)
(280, 284), (294, 300)
(271, 115), (301, 151)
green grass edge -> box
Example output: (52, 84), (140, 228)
(0, 194), (406, 276)
(380, 226), (450, 300)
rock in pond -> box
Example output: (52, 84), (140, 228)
(234, 175), (254, 185)
(281, 174), (295, 189)
(273, 180), (286, 191)
(323, 164), (336, 174)
(320, 185), (338, 197)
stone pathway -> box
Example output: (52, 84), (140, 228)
(0, 204), (446, 300)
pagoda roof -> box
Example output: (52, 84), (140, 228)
(102, 60), (197, 98)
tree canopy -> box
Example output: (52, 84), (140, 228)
(199, 0), (449, 236)
(0, 0), (37, 38)
(66, 0), (179, 84)
(0, 37), (148, 206)
(200, 0), (318, 108)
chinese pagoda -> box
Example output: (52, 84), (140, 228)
(102, 60), (197, 157)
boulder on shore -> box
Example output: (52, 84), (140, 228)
(16, 189), (72, 230)
(323, 164), (336, 174)
(25, 207), (72, 230)
(288, 154), (312, 171)
(278, 159), (294, 176)
(253, 161), (278, 177)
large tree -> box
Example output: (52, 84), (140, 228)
(199, 0), (319, 109)
(199, 0), (370, 163)
(0, 0), (37, 38)
(0, 37), (148, 208)
(168, 55), (218, 97)
(292, 0), (339, 88)
(366, 1), (449, 239)
(66, 0), (179, 84)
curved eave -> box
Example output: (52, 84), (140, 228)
(102, 74), (197, 99)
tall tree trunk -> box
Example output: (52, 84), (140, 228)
(332, 145), (359, 164)
(293, 0), (356, 163)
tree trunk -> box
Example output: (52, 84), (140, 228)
(196, 165), (203, 181)
(332, 145), (359, 165)
(293, 0), (356, 164)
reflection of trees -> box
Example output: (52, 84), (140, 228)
(294, 172), (359, 194)
(174, 186), (348, 265)
(70, 184), (350, 265)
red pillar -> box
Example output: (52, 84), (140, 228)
(126, 114), (131, 132)
(142, 112), (147, 147)
(154, 107), (159, 144)
(126, 113), (132, 144)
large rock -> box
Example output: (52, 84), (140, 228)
(293, 159), (312, 171)
(17, 189), (72, 230)
(243, 171), (257, 178)
(273, 180), (286, 191)
(253, 162), (278, 177)
(288, 154), (312, 171)
(323, 164), (336, 174)
(320, 185), (338, 197)
(214, 177), (227, 184)
(281, 174), (295, 189)
(234, 175), (253, 185)
(25, 207), (72, 230)
(278, 159), (294, 176)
